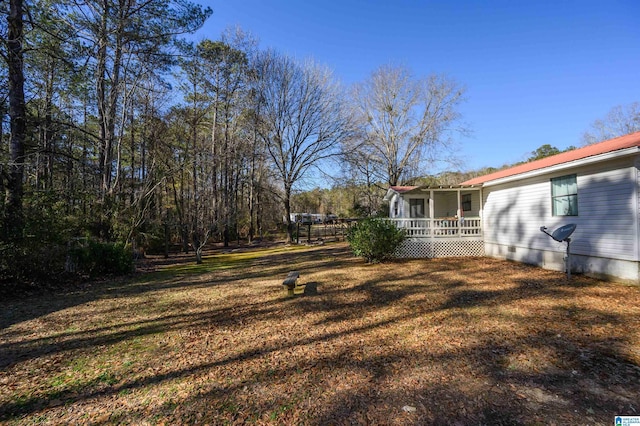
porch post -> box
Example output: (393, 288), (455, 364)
(429, 190), (435, 242)
(457, 188), (462, 234)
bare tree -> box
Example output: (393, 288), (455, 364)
(255, 51), (350, 242)
(338, 147), (384, 216)
(348, 65), (467, 186)
(582, 102), (640, 145)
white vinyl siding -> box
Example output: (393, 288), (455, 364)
(483, 179), (549, 248)
(437, 192), (458, 217)
(482, 157), (639, 262)
(637, 158), (640, 261)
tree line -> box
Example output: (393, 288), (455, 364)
(1, 0), (471, 283)
(3, 0), (635, 285)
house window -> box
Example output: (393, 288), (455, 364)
(393, 201), (398, 216)
(409, 198), (425, 218)
(461, 194), (472, 212)
(551, 174), (578, 216)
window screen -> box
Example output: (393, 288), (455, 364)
(551, 174), (578, 216)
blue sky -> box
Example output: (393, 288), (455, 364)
(191, 0), (640, 172)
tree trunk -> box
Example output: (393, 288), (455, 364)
(96, 2), (124, 202)
(192, 231), (202, 264)
(5, 0), (26, 241)
(284, 186), (293, 243)
(96, 3), (109, 200)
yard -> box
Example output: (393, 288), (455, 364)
(1, 242), (639, 425)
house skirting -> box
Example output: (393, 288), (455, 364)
(395, 238), (640, 283)
(395, 237), (485, 258)
(484, 242), (640, 284)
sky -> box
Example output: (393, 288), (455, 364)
(189, 0), (640, 173)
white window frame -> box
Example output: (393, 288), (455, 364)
(551, 174), (578, 216)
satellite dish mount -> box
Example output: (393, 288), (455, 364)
(540, 224), (577, 279)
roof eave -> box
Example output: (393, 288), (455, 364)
(481, 146), (640, 187)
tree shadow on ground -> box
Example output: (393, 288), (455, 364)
(1, 246), (639, 424)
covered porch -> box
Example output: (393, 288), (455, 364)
(384, 186), (484, 258)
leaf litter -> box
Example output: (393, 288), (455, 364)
(1, 242), (639, 424)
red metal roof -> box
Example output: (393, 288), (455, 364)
(389, 185), (420, 193)
(460, 131), (640, 186)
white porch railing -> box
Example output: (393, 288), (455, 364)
(389, 217), (482, 238)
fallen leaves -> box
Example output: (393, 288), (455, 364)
(1, 243), (639, 424)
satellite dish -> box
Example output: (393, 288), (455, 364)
(550, 223), (577, 242)
(540, 224), (577, 279)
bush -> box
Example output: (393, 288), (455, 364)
(346, 218), (406, 263)
(0, 240), (68, 285)
(70, 240), (133, 277)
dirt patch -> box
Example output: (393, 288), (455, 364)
(1, 242), (639, 424)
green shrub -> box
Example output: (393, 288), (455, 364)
(346, 218), (406, 263)
(0, 240), (68, 285)
(71, 240), (133, 277)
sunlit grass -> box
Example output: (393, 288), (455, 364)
(134, 245), (311, 282)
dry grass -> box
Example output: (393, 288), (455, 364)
(1, 242), (639, 425)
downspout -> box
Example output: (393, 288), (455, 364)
(479, 186), (485, 241)
(634, 158), (640, 278)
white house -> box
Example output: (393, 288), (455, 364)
(387, 131), (640, 283)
